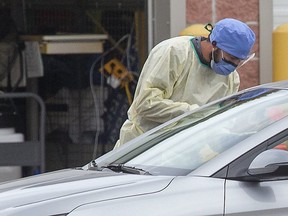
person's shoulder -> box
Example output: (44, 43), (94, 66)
(160, 36), (193, 45)
(153, 36), (193, 51)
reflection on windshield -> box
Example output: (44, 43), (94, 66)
(113, 89), (288, 176)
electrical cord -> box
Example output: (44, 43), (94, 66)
(89, 34), (131, 159)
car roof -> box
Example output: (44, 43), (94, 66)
(249, 80), (288, 90)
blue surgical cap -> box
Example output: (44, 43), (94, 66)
(210, 18), (255, 59)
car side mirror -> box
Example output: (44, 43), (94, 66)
(248, 149), (288, 181)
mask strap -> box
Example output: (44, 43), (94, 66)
(220, 50), (224, 59)
(211, 48), (216, 61)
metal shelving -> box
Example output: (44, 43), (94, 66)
(0, 92), (45, 173)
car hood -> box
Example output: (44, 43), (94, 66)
(0, 168), (174, 215)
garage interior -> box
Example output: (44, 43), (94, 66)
(0, 0), (148, 178)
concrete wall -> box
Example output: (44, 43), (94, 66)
(186, 0), (259, 90)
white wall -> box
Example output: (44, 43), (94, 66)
(273, 0), (288, 29)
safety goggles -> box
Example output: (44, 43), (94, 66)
(221, 50), (255, 69)
(236, 53), (255, 69)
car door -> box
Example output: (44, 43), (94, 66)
(224, 130), (288, 215)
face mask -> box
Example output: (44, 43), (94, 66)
(210, 49), (237, 76)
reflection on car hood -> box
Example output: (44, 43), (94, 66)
(0, 169), (173, 214)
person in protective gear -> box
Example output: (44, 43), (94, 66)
(114, 18), (256, 148)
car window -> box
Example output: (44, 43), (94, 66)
(274, 138), (288, 151)
(222, 129), (288, 180)
(112, 89), (288, 176)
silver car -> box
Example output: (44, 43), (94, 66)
(1, 81), (288, 216)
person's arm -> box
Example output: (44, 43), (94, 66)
(133, 43), (199, 124)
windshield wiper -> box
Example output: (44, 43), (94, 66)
(87, 160), (99, 171)
(103, 164), (152, 175)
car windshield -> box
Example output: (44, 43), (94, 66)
(108, 88), (288, 176)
